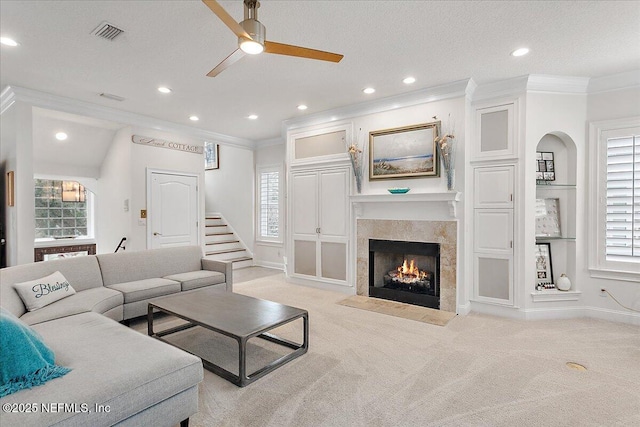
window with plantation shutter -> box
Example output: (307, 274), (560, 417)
(589, 118), (640, 281)
(606, 135), (640, 260)
(257, 166), (282, 241)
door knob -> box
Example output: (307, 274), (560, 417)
(153, 232), (162, 236)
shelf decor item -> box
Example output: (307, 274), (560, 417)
(387, 187), (410, 194)
(535, 198), (561, 238)
(536, 151), (555, 183)
(556, 274), (571, 291)
(434, 115), (456, 191)
(535, 243), (554, 288)
(369, 122), (439, 180)
(347, 128), (364, 193)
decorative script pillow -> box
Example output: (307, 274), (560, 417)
(14, 271), (77, 312)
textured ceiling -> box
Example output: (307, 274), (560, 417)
(1, 0), (639, 143)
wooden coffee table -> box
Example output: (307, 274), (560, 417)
(148, 288), (308, 387)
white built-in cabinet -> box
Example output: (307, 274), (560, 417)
(473, 166), (515, 304)
(286, 124), (352, 288)
(290, 167), (349, 284)
(471, 101), (518, 306)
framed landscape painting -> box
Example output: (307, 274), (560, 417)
(369, 122), (439, 180)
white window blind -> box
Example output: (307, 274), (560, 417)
(260, 171), (280, 239)
(606, 134), (640, 259)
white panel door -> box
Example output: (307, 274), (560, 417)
(474, 166), (514, 208)
(319, 169), (348, 238)
(150, 173), (198, 249)
(292, 172), (318, 236)
(474, 209), (513, 253)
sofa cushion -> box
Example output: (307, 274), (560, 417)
(0, 308), (71, 398)
(19, 287), (124, 326)
(164, 270), (226, 292)
(14, 271), (77, 312)
(0, 312), (203, 427)
(107, 278), (180, 303)
(97, 246), (204, 286)
(0, 255), (104, 318)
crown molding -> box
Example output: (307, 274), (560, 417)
(0, 85), (255, 150)
(255, 137), (284, 148)
(588, 69), (640, 94)
(281, 79), (472, 135)
(526, 74), (590, 94)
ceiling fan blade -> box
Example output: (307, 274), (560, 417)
(264, 41), (344, 63)
(207, 49), (246, 77)
(202, 0), (251, 40)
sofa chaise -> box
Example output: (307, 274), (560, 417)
(0, 246), (233, 427)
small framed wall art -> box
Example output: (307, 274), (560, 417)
(205, 142), (219, 170)
(536, 151), (555, 182)
(535, 243), (554, 288)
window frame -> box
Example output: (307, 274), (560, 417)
(256, 164), (283, 244)
(588, 117), (640, 282)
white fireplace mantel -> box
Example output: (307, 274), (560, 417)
(350, 192), (462, 218)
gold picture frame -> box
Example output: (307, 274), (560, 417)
(6, 171), (14, 206)
(369, 122), (439, 180)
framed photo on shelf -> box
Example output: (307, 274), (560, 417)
(535, 243), (554, 287)
(535, 198), (561, 238)
(536, 151), (555, 182)
(205, 142), (219, 170)
(369, 122), (439, 180)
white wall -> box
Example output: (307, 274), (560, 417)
(96, 126), (133, 254)
(0, 102), (35, 265)
(204, 143), (255, 250)
(254, 142), (286, 269)
(584, 87), (640, 322)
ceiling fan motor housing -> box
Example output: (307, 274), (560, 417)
(239, 19), (265, 46)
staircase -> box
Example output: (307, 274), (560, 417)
(203, 214), (253, 269)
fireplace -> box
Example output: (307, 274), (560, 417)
(369, 239), (440, 309)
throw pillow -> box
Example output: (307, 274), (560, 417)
(14, 271), (76, 312)
(0, 307), (71, 397)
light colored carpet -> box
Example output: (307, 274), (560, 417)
(337, 295), (456, 326)
(133, 271), (640, 427)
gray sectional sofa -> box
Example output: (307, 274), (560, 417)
(0, 246), (233, 427)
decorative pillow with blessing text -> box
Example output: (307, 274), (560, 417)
(14, 271), (77, 312)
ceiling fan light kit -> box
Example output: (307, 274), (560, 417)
(203, 0), (343, 77)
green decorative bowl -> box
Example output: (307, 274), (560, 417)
(387, 187), (410, 194)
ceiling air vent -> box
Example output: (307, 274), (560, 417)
(91, 21), (124, 41)
(99, 93), (126, 102)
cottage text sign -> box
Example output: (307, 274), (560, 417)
(131, 135), (204, 155)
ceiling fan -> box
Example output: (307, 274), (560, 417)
(202, 0), (344, 77)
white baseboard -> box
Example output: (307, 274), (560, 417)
(457, 302), (471, 316)
(254, 260), (284, 270)
(286, 275), (356, 295)
(467, 300), (640, 325)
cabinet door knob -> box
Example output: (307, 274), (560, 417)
(153, 232), (162, 236)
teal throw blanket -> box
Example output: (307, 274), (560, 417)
(0, 307), (71, 397)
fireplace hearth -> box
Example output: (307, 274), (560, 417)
(369, 239), (440, 309)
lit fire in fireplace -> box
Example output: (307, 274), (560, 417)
(395, 259), (429, 282)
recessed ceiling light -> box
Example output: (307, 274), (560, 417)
(189, 115), (199, 121)
(363, 87), (375, 94)
(297, 104), (308, 111)
(157, 86), (172, 94)
(511, 47), (529, 57)
(248, 114), (258, 120)
(403, 77), (416, 84)
(55, 132), (68, 141)
(0, 37), (19, 47)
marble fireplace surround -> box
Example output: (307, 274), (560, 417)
(356, 219), (457, 313)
